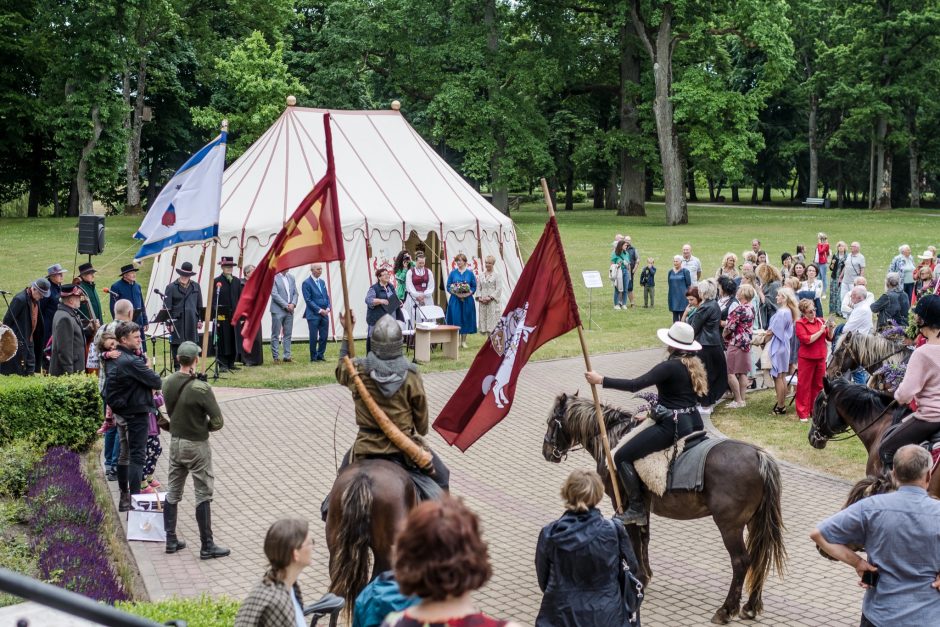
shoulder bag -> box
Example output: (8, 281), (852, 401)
(608, 519), (643, 625)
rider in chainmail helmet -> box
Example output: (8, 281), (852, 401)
(331, 314), (450, 498)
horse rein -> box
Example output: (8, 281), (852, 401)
(820, 397), (897, 443)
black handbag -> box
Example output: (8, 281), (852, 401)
(650, 403), (674, 424)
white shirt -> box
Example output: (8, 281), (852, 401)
(841, 289), (874, 317)
(681, 255), (702, 279)
(843, 300), (873, 335)
(800, 279), (823, 299)
(405, 267), (435, 302)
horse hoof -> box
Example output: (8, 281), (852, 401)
(711, 610), (731, 625)
(741, 607), (757, 620)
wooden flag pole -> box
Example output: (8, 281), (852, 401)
(339, 260), (355, 358)
(200, 118), (227, 373)
(540, 178), (623, 513)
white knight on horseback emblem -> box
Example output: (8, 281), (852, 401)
(482, 303), (537, 408)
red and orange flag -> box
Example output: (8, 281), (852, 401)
(233, 113), (345, 352)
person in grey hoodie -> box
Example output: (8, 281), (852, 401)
(535, 470), (641, 627)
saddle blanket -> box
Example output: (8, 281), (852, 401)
(610, 418), (726, 497)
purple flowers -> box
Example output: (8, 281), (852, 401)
(26, 447), (127, 603)
(873, 362), (907, 395)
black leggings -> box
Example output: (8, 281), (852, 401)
(878, 417), (940, 467)
(614, 411), (703, 465)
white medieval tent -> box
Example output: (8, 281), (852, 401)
(143, 105), (524, 342)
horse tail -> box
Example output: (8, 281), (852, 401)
(330, 471), (374, 616)
(745, 449), (788, 612)
(845, 473), (895, 508)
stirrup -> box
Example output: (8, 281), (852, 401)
(615, 507), (648, 527)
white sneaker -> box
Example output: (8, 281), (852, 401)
(727, 401), (746, 409)
(614, 305), (622, 310)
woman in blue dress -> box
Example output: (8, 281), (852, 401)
(667, 255), (693, 323)
(446, 253), (477, 348)
(765, 287), (799, 415)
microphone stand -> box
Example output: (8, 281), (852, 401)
(152, 290), (176, 376)
(206, 281), (225, 381)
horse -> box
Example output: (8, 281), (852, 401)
(809, 376), (940, 500)
(826, 331), (910, 390)
(324, 459), (417, 615)
(544, 393), (787, 625)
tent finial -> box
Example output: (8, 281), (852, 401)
(286, 95), (297, 106)
(391, 100), (401, 111)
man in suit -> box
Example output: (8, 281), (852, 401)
(109, 263), (149, 351)
(270, 268), (298, 363)
(212, 257), (242, 371)
(302, 264), (331, 361)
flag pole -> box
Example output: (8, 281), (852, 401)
(339, 261), (355, 358)
(540, 178), (623, 513)
(200, 119), (227, 373)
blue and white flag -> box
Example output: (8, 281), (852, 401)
(134, 132), (227, 261)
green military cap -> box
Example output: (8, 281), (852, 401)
(177, 341), (202, 359)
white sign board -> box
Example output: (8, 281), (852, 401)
(582, 270), (604, 289)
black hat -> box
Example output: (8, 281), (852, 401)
(119, 263), (138, 276)
(59, 284), (83, 298)
(913, 294), (940, 328)
(78, 262), (97, 276)
(219, 256), (236, 267)
(176, 262), (197, 277)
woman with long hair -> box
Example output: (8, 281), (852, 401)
(765, 287), (799, 415)
(611, 240), (631, 310)
(382, 498), (521, 627)
(235, 519), (314, 627)
(536, 470), (641, 627)
(585, 322), (708, 526)
(828, 241), (848, 315)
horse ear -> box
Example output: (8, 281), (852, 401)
(822, 376), (831, 395)
(574, 389), (580, 397)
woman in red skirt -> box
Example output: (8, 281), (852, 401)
(795, 299), (831, 422)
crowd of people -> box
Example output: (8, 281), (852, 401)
(610, 233), (939, 422)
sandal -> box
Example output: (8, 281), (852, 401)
(772, 405), (787, 415)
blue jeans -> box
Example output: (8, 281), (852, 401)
(306, 315), (329, 361)
(104, 425), (121, 469)
(853, 369), (868, 385)
(613, 267), (629, 306)
(816, 262), (828, 291)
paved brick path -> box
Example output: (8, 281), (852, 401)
(111, 348), (863, 625)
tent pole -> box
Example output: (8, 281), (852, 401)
(200, 242), (218, 373)
(339, 260), (355, 359)
(539, 178), (623, 513)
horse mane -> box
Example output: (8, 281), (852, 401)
(830, 378), (891, 428)
(842, 331), (903, 366)
(561, 395), (635, 463)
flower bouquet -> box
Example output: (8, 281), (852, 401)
(452, 281), (472, 296)
(872, 361), (907, 395)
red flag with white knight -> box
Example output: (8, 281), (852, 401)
(433, 216), (581, 451)
(233, 113), (345, 352)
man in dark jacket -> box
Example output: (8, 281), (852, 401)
(1, 278), (49, 376)
(212, 257), (242, 370)
(109, 264), (148, 350)
(871, 273), (909, 329)
(105, 321), (162, 511)
(49, 284), (97, 376)
(38, 263), (68, 372)
(77, 262), (103, 325)
(163, 262), (203, 366)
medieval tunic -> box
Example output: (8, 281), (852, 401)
(213, 273), (242, 363)
(404, 266), (435, 324)
(476, 271), (503, 334)
(163, 279), (203, 346)
(335, 351), (429, 458)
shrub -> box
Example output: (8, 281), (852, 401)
(119, 595), (242, 627)
(26, 447), (126, 603)
(0, 374), (101, 450)
(0, 439), (42, 498)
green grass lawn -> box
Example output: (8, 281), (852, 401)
(1, 203), (937, 390)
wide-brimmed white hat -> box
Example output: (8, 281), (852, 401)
(656, 322), (702, 352)
(918, 250), (934, 260)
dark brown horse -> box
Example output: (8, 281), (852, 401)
(544, 393), (787, 624)
(809, 377), (940, 500)
(325, 459), (417, 615)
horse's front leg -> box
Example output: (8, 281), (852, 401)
(711, 524), (749, 624)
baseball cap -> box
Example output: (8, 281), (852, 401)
(177, 341), (202, 359)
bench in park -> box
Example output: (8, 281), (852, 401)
(802, 197), (830, 208)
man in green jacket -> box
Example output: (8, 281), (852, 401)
(161, 341), (230, 560)
(77, 262), (103, 325)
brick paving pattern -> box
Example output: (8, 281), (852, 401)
(110, 348), (864, 625)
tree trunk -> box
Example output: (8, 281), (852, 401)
(873, 116), (891, 209)
(762, 183), (772, 203)
(751, 184), (758, 204)
(617, 23), (645, 217)
(868, 132), (876, 209)
(593, 184), (605, 208)
(76, 105), (104, 216)
(807, 93), (819, 198)
(686, 170), (698, 201)
(66, 180), (79, 217)
(484, 0), (508, 215)
(907, 107), (920, 208)
(633, 2), (686, 225)
(125, 59), (148, 214)
(837, 162), (845, 208)
(707, 177), (716, 202)
(605, 169), (618, 209)
(731, 186), (739, 203)
(564, 165), (575, 211)
(27, 135), (44, 218)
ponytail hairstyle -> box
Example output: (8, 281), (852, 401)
(672, 349), (708, 397)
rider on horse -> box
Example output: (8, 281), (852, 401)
(334, 313), (450, 492)
(879, 295), (940, 468)
(584, 321), (708, 526)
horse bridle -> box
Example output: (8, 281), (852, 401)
(830, 339), (908, 378)
(811, 386), (897, 446)
(544, 412), (581, 461)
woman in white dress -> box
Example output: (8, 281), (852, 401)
(404, 252), (435, 327)
(476, 255), (503, 334)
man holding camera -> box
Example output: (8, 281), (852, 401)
(810, 445), (940, 626)
(161, 341), (230, 560)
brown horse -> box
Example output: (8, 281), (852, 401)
(325, 459), (417, 614)
(826, 330), (910, 391)
(544, 393), (787, 625)
(809, 376), (940, 500)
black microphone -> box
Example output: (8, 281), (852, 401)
(0, 290), (9, 294)
(153, 289), (166, 297)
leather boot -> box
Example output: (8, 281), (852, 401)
(163, 502), (187, 554)
(116, 464), (129, 493)
(195, 501), (230, 560)
(614, 462), (648, 527)
(118, 491), (132, 512)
